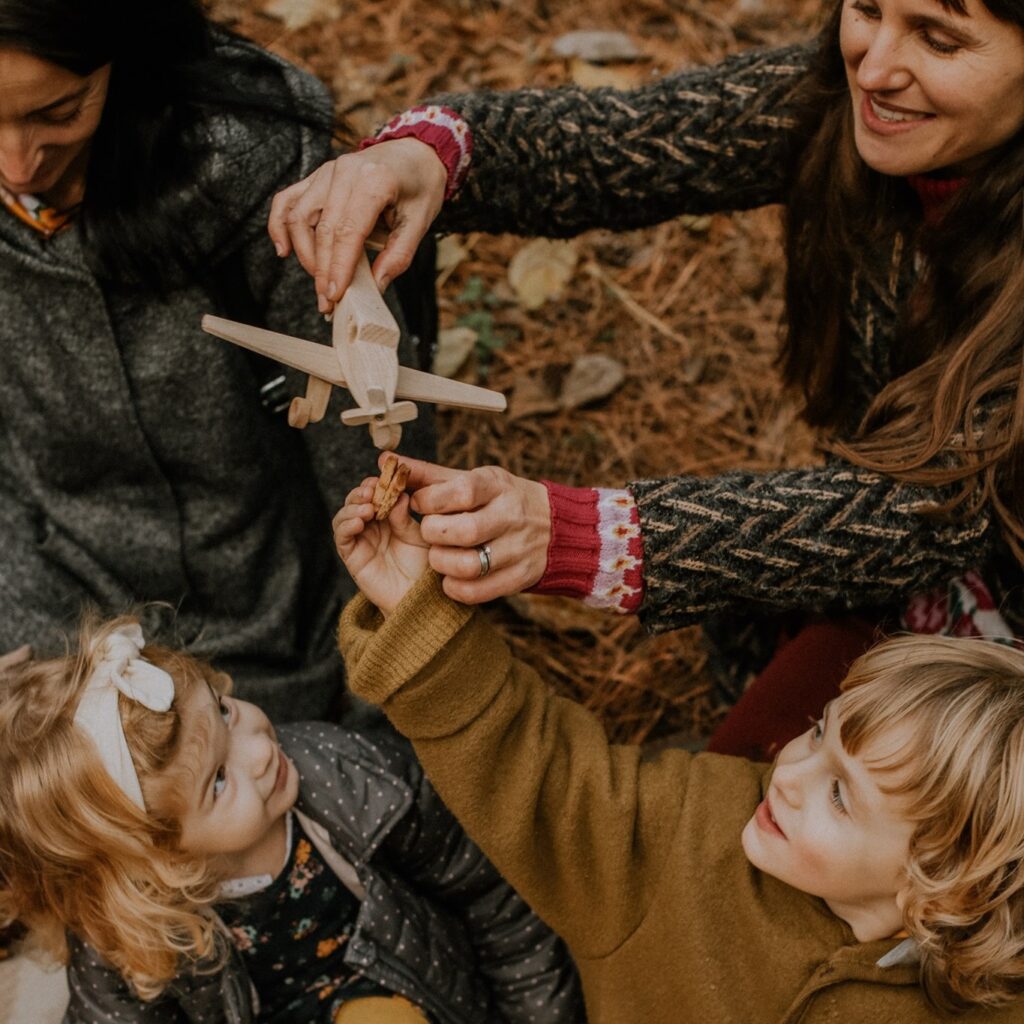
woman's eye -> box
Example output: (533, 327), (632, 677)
(830, 778), (846, 814)
(810, 718), (824, 742)
(922, 32), (961, 55)
(218, 699), (231, 724)
(37, 106), (83, 126)
(212, 767), (227, 800)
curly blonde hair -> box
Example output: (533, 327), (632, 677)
(0, 613), (230, 999)
(835, 634), (1024, 1011)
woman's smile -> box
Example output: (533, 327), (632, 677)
(841, 0), (1024, 175)
(862, 91), (934, 130)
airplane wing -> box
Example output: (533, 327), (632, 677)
(201, 315), (345, 384)
(201, 315), (507, 413)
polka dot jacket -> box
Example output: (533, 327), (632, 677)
(63, 721), (584, 1024)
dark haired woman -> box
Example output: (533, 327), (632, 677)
(269, 0), (1023, 756)
(0, 0), (435, 722)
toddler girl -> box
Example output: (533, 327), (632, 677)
(0, 616), (582, 1023)
(333, 481), (1024, 1022)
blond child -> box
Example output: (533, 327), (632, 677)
(0, 617), (582, 1024)
(333, 480), (1024, 1023)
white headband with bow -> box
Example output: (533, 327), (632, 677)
(73, 623), (175, 810)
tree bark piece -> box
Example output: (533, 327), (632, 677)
(372, 454), (411, 521)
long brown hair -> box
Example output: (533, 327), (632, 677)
(781, 0), (1024, 558)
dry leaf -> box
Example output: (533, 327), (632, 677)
(508, 239), (578, 310)
(551, 30), (643, 63)
(509, 372), (562, 420)
(433, 327), (478, 378)
(436, 236), (470, 274)
(678, 214), (713, 234)
(262, 0), (341, 31)
(560, 354), (626, 410)
(569, 58), (647, 90)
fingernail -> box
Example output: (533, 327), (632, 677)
(378, 274), (391, 292)
(274, 242), (284, 257)
(328, 280), (339, 300)
(318, 294), (328, 313)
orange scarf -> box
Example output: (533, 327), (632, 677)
(0, 184), (73, 238)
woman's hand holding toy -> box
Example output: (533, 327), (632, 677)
(395, 455), (552, 605)
(268, 139), (446, 314)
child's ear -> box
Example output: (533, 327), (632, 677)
(213, 671), (233, 696)
(894, 884), (910, 914)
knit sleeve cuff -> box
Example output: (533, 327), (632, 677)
(338, 569), (474, 707)
(358, 105), (472, 200)
(529, 481), (644, 613)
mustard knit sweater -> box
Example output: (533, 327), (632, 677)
(339, 572), (1023, 1024)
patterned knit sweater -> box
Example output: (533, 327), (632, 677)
(369, 42), (1020, 685)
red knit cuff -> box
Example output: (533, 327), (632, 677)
(529, 481), (644, 613)
(359, 105), (472, 200)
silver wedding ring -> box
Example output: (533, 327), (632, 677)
(477, 544), (493, 578)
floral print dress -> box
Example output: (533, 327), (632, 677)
(218, 814), (430, 1023)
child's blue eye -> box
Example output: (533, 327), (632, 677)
(830, 778), (846, 814)
(218, 699), (231, 723)
(213, 767), (227, 799)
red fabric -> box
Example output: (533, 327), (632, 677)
(529, 480), (601, 598)
(360, 105), (471, 200)
(906, 174), (967, 226)
(707, 618), (879, 762)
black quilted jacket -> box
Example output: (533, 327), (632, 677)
(63, 723), (583, 1024)
(429, 42), (1020, 687)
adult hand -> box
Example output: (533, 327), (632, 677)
(392, 455), (552, 604)
(267, 138), (447, 314)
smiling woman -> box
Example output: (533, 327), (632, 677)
(0, 0), (437, 724)
(268, 0), (1024, 763)
(840, 0), (1024, 174)
(0, 50), (109, 210)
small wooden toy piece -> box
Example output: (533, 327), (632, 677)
(200, 252), (506, 450)
(372, 453), (411, 522)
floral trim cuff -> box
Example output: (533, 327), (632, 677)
(359, 105), (472, 200)
(529, 481), (644, 613)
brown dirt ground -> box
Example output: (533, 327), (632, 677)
(210, 0), (827, 744)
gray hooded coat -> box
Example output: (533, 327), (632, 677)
(0, 34), (434, 721)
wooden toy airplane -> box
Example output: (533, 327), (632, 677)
(201, 252), (505, 450)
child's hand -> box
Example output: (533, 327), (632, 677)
(333, 478), (429, 616)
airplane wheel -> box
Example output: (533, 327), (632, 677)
(370, 422), (402, 450)
(288, 397), (312, 429)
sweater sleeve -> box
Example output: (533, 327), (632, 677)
(338, 571), (691, 959)
(629, 462), (1001, 634)
(427, 42), (812, 238)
